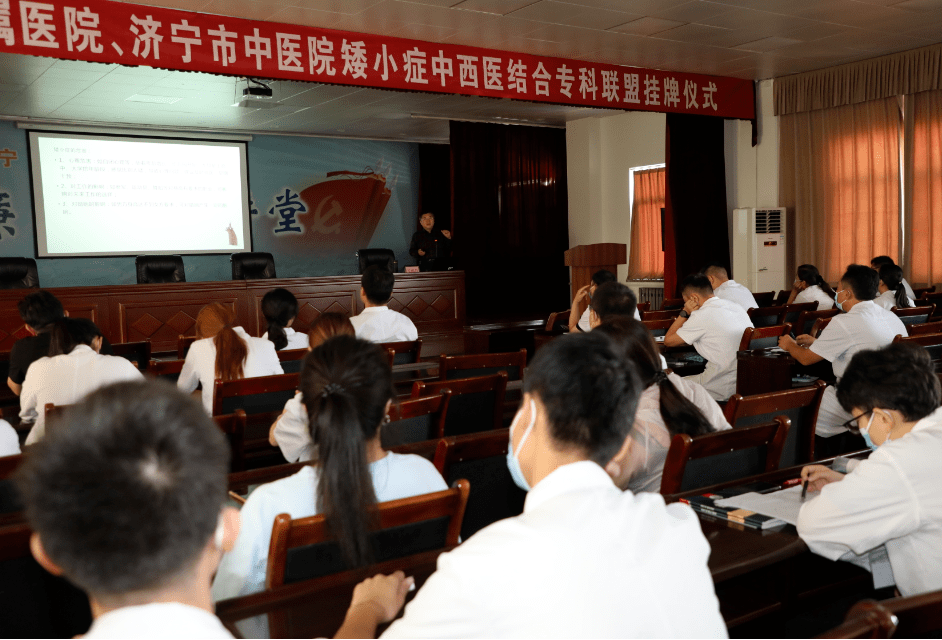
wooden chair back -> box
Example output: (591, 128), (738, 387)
(913, 285), (936, 299)
(782, 301), (819, 326)
(177, 334), (196, 360)
(918, 291), (942, 318)
(660, 416), (791, 496)
(877, 587), (942, 637)
(793, 308), (839, 336)
(379, 339), (422, 366)
(412, 372), (508, 436)
(146, 358), (185, 383)
(110, 339), (151, 372)
(383, 391), (451, 445)
(0, 454), (23, 515)
(906, 320), (942, 336)
(211, 372), (300, 417)
(642, 318), (674, 337)
(544, 309), (570, 332)
(229, 461), (311, 497)
(723, 380), (827, 465)
(773, 290), (791, 306)
(277, 348), (309, 374)
(810, 317), (833, 338)
(818, 600), (897, 639)
(738, 324), (792, 352)
(213, 410), (247, 473)
(432, 428), (525, 540)
(636, 301), (651, 314)
(439, 349), (526, 382)
(43, 402), (68, 429)
(661, 297), (684, 311)
(388, 438), (441, 463)
(892, 304), (935, 326)
(893, 332), (942, 367)
(265, 481), (469, 590)
(641, 309), (681, 321)
(752, 291), (776, 307)
(747, 305), (787, 327)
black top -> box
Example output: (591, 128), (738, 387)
(409, 228), (452, 261)
(7, 332), (113, 384)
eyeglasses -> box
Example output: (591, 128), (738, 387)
(839, 410), (873, 435)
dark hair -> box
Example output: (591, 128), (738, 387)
(591, 270), (617, 286)
(17, 290), (64, 331)
(14, 381), (229, 597)
(593, 319), (712, 438)
(878, 264), (912, 309)
(48, 317), (103, 357)
(702, 263), (728, 280)
(680, 273), (713, 297)
(196, 303), (247, 382)
(300, 336), (395, 567)
(361, 265), (395, 306)
(837, 343), (940, 421)
(870, 255), (896, 269)
(262, 288), (299, 351)
(840, 264), (879, 302)
(524, 332), (642, 466)
(308, 312), (356, 349)
(797, 264), (835, 298)
(590, 282), (637, 322)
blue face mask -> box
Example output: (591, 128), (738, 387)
(506, 399), (537, 492)
(859, 410), (885, 451)
(835, 288), (846, 312)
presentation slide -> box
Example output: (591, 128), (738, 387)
(29, 131), (251, 257)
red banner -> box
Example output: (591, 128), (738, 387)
(0, 0), (756, 119)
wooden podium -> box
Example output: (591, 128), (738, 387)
(564, 243), (627, 315)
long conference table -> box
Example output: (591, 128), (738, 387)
(0, 271), (467, 357)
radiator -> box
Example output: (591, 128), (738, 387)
(638, 286), (664, 311)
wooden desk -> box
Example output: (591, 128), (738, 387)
(736, 349), (796, 395)
(463, 318), (544, 356)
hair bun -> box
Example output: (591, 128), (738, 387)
(321, 383), (345, 398)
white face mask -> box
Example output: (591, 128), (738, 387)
(506, 399), (537, 492)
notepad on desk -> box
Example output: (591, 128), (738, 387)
(714, 485), (816, 526)
(680, 492), (789, 530)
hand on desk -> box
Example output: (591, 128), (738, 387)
(801, 464), (844, 493)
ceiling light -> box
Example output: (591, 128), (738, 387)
(125, 94), (182, 104)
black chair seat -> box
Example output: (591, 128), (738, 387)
(135, 256), (185, 284)
(0, 258), (39, 289)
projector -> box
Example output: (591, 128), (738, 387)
(242, 85), (273, 100)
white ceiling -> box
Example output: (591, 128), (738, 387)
(0, 0), (939, 142)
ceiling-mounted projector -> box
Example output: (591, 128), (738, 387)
(242, 84), (273, 100)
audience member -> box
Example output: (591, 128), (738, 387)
(786, 264), (835, 309)
(178, 303), (283, 414)
(871, 256), (916, 300)
(594, 319), (731, 493)
(409, 212), (453, 272)
(569, 269), (617, 332)
(20, 318), (142, 445)
(0, 418), (20, 457)
(337, 332), (727, 638)
(874, 264), (913, 310)
(587, 281), (640, 329)
(798, 343), (942, 597)
(664, 274), (754, 401)
(269, 312), (356, 462)
(213, 336), (445, 638)
(778, 265), (908, 451)
(15, 381), (239, 638)
(350, 266), (418, 343)
(260, 288), (308, 350)
(703, 264), (758, 312)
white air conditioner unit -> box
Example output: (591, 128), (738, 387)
(732, 208), (787, 293)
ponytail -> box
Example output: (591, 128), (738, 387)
(655, 375), (713, 438)
(815, 275), (836, 298)
(798, 264), (834, 298)
(300, 336), (395, 567)
(48, 317), (102, 357)
(879, 265), (912, 309)
(261, 288), (299, 351)
(195, 303), (247, 382)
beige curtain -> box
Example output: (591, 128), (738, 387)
(907, 89), (942, 286)
(627, 167), (665, 280)
(780, 97), (901, 283)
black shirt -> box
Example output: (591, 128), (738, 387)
(409, 228), (452, 261)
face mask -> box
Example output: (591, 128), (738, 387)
(835, 289), (846, 312)
(859, 409), (888, 451)
(506, 399), (537, 492)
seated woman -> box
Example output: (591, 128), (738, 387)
(177, 303), (283, 414)
(260, 288), (309, 350)
(593, 319), (730, 493)
(874, 264), (913, 310)
(269, 312), (355, 462)
(19, 317), (142, 444)
(786, 264), (835, 309)
(339, 332), (727, 638)
(798, 342), (942, 597)
(212, 335), (446, 637)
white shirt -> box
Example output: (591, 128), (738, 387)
(261, 326), (309, 350)
(350, 306), (418, 343)
(177, 327), (284, 414)
(20, 345), (143, 445)
(383, 461), (726, 639)
(577, 306), (641, 332)
(0, 419), (20, 457)
(901, 277), (916, 301)
(798, 406), (942, 597)
(83, 602), (233, 639)
(625, 373), (732, 494)
(675, 296), (754, 401)
(212, 453), (447, 637)
(809, 301), (908, 379)
(271, 391), (316, 463)
(713, 279), (758, 312)
(873, 290), (898, 310)
(795, 285), (834, 310)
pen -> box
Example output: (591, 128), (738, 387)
(800, 479), (808, 502)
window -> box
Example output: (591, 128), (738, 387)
(627, 164), (665, 280)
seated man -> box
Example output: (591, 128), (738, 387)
(350, 265), (418, 343)
(663, 274), (754, 401)
(703, 263), (758, 312)
(14, 381), (240, 638)
(587, 281), (640, 330)
(778, 264), (908, 450)
(871, 255), (916, 301)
